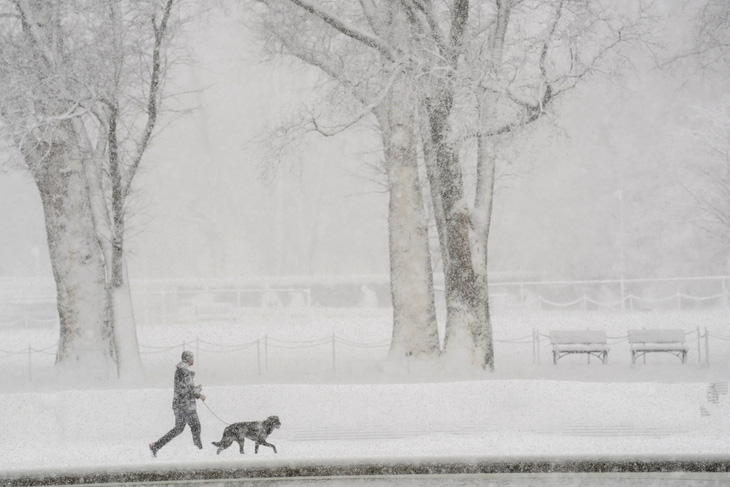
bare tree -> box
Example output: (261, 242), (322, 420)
(399, 0), (653, 369)
(672, 97), (730, 270)
(250, 0), (441, 361)
(248, 0), (652, 371)
(687, 0), (730, 71)
(0, 0), (182, 379)
(664, 0), (730, 270)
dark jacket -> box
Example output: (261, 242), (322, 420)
(172, 361), (202, 411)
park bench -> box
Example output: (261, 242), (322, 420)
(550, 330), (610, 364)
(194, 302), (237, 322)
(628, 329), (688, 364)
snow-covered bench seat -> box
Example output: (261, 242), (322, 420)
(195, 302), (237, 322)
(550, 330), (609, 364)
(628, 329), (687, 364)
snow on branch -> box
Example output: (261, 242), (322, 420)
(311, 64), (404, 137)
(399, 0), (450, 61)
(123, 0), (174, 198)
(447, 0), (470, 67)
(282, 0), (399, 62)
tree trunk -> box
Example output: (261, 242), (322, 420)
(418, 105), (449, 275)
(26, 124), (113, 376)
(464, 0), (512, 370)
(424, 91), (491, 369)
(76, 117), (145, 380)
(377, 80), (440, 361)
(110, 258), (145, 379)
(109, 178), (144, 379)
(473, 134), (498, 370)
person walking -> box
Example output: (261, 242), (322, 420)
(149, 351), (206, 456)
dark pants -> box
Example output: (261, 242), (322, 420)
(152, 408), (202, 451)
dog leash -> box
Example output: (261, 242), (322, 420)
(202, 400), (231, 425)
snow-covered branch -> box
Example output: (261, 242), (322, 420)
(280, 0), (399, 62)
(124, 0), (174, 198)
(311, 64), (404, 137)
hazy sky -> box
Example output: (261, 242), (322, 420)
(0, 3), (726, 281)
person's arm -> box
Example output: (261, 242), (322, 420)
(188, 371), (205, 401)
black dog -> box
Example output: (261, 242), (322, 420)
(212, 415), (281, 454)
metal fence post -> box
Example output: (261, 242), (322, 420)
(705, 327), (710, 365)
(697, 326), (701, 363)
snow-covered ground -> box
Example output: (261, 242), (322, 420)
(1, 308), (730, 483)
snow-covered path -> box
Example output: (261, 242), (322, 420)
(2, 309), (730, 484)
(1, 379), (728, 481)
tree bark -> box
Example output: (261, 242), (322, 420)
(25, 123), (113, 374)
(110, 259), (145, 379)
(76, 116), (145, 380)
(473, 133), (497, 369)
(466, 0), (513, 370)
(377, 77), (440, 361)
(423, 93), (489, 368)
(418, 105), (450, 275)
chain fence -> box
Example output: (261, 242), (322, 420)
(2, 275), (730, 327)
(2, 275), (730, 383)
(3, 327), (730, 383)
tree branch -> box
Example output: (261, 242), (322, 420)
(282, 0), (399, 62)
(400, 0), (449, 61)
(310, 63), (404, 136)
(123, 0), (174, 198)
(447, 0), (470, 67)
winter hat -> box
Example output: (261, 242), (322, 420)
(181, 350), (194, 364)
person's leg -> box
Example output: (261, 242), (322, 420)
(186, 410), (203, 449)
(151, 409), (186, 454)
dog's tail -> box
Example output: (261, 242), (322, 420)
(211, 441), (221, 447)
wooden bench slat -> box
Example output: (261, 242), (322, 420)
(555, 344), (610, 352)
(550, 330), (607, 344)
(550, 330), (609, 365)
(630, 343), (688, 351)
(628, 329), (685, 343)
(628, 329), (687, 364)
